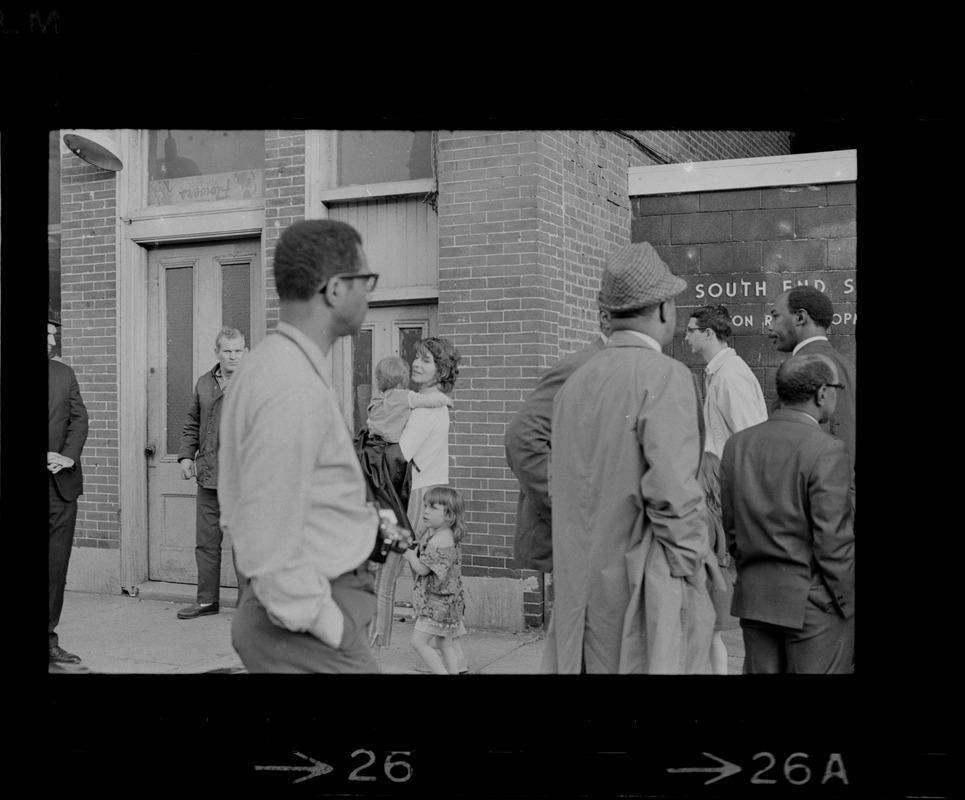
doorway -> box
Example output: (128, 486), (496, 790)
(145, 238), (261, 586)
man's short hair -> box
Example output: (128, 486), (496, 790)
(776, 353), (835, 404)
(690, 304), (732, 340)
(785, 286), (834, 329)
(375, 355), (410, 393)
(273, 219), (363, 301)
(215, 327), (246, 350)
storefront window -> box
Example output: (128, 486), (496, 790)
(337, 130), (432, 186)
(147, 129), (265, 207)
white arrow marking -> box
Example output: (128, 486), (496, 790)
(255, 751), (333, 783)
(667, 751), (742, 785)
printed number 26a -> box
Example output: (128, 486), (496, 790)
(349, 750), (413, 783)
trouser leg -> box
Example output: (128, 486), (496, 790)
(740, 618), (785, 674)
(49, 482), (78, 649)
(195, 487), (223, 604)
(369, 550), (405, 647)
(785, 603), (854, 674)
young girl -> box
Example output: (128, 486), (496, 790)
(402, 486), (466, 675)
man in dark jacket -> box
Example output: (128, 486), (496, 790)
(48, 306), (89, 664)
(504, 308), (611, 573)
(721, 353), (854, 673)
(175, 328), (247, 619)
(768, 286), (855, 480)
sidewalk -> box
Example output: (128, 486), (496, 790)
(49, 589), (745, 674)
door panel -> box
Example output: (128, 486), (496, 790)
(146, 238), (261, 585)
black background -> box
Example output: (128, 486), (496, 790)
(3, 13), (952, 798)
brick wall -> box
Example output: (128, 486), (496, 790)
(632, 182), (857, 401)
(435, 130), (792, 626)
(59, 153), (120, 549)
(263, 130), (306, 328)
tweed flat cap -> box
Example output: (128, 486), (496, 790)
(598, 242), (686, 313)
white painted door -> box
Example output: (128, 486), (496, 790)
(146, 238), (261, 585)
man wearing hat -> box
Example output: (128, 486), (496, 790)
(542, 242), (721, 674)
(48, 305), (89, 665)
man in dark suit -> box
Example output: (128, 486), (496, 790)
(721, 353), (854, 673)
(504, 307), (611, 573)
(768, 286), (856, 476)
(48, 307), (89, 665)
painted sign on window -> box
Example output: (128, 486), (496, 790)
(148, 169), (263, 207)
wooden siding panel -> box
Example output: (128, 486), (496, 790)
(328, 196), (438, 291)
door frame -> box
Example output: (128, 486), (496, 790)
(116, 129), (268, 592)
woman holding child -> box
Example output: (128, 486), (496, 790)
(367, 337), (466, 669)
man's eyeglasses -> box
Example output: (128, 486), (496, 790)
(684, 326), (707, 334)
(824, 383), (845, 390)
(319, 272), (380, 294)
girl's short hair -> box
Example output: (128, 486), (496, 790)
(375, 355), (410, 393)
(415, 337), (461, 394)
(423, 486), (467, 544)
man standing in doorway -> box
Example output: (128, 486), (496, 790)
(684, 303), (768, 674)
(48, 305), (89, 665)
(721, 353), (854, 673)
(543, 242), (721, 674)
(176, 328), (248, 620)
(219, 219), (386, 673)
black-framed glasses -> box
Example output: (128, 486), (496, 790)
(824, 382), (845, 390)
(319, 272), (380, 294)
(684, 325), (707, 334)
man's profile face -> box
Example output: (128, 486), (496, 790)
(684, 316), (708, 358)
(819, 360), (840, 423)
(768, 293), (798, 353)
(658, 297), (677, 349)
(338, 245), (371, 335)
(48, 323), (58, 356)
(216, 337), (247, 376)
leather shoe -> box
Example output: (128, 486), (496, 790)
(49, 645), (82, 664)
(177, 602), (219, 619)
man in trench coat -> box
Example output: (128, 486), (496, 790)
(541, 242), (721, 674)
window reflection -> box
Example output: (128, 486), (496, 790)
(338, 131), (432, 186)
(148, 130), (265, 206)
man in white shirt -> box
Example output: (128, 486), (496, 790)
(685, 304), (768, 674)
(218, 219), (386, 673)
(685, 304), (768, 460)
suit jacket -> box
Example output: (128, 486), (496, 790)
(721, 408), (854, 630)
(48, 358), (89, 502)
(546, 331), (713, 673)
(504, 337), (604, 572)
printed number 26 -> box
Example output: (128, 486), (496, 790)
(349, 750), (413, 783)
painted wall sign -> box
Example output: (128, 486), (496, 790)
(685, 275), (857, 332)
(148, 169), (263, 206)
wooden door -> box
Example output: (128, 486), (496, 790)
(146, 238), (261, 585)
